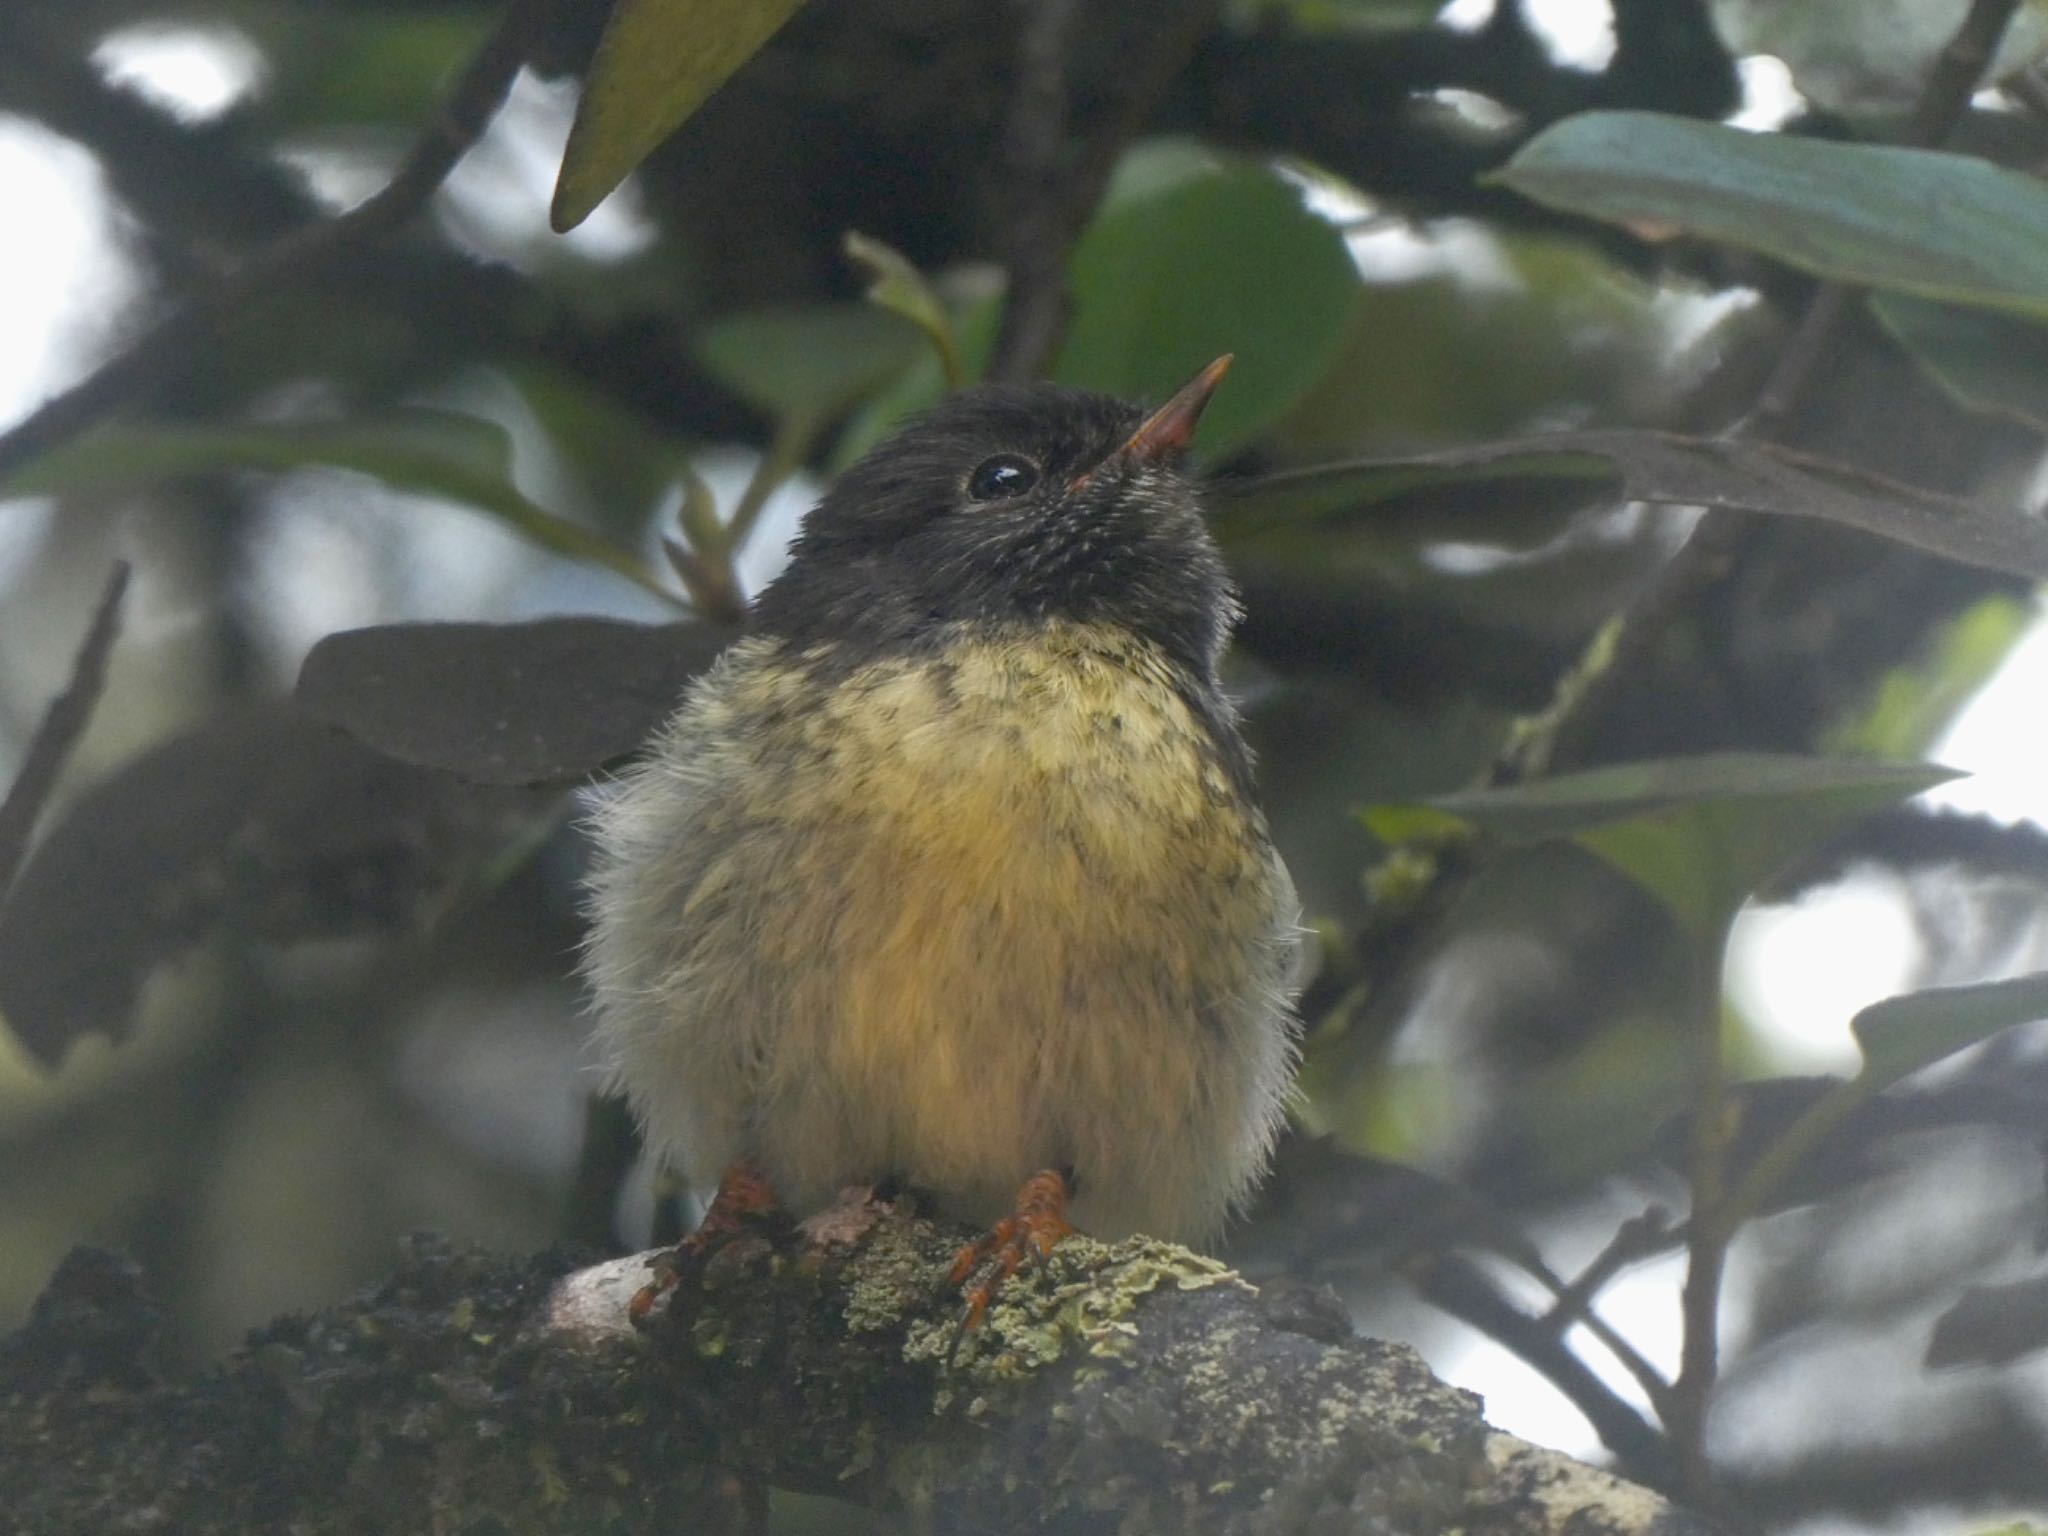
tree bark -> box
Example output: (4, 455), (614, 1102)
(2, 1202), (1716, 1535)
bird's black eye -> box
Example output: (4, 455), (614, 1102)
(967, 454), (1040, 501)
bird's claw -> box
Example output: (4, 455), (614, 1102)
(945, 1168), (1076, 1352)
(628, 1161), (781, 1326)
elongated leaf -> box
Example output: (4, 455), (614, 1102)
(1724, 967), (2048, 1229)
(1213, 430), (2048, 581)
(2, 414), (674, 601)
(1494, 112), (2048, 321)
(551, 0), (808, 231)
(1367, 753), (1956, 941)
(1852, 969), (2048, 1089)
(1373, 754), (1956, 847)
(1871, 293), (2048, 432)
(297, 618), (733, 785)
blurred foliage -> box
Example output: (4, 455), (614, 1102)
(1708, 0), (2048, 118)
(1498, 110), (2048, 319)
(7, 0), (2048, 1530)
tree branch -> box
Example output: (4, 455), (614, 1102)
(0, 562), (128, 900)
(4, 1212), (1718, 1536)
(986, 0), (1221, 382)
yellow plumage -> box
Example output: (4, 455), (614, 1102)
(584, 619), (1300, 1242)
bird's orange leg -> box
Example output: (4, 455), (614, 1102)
(629, 1162), (781, 1325)
(948, 1168), (1077, 1332)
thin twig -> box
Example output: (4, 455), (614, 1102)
(986, 0), (1082, 383)
(0, 563), (130, 900)
(1656, 0), (2027, 1509)
(1668, 943), (1735, 1507)
(1542, 1208), (1677, 1323)
(1533, 1210), (1681, 1418)
(721, 415), (817, 556)
(1481, 1237), (1677, 1425)
(0, 0), (545, 486)
(1905, 0), (2025, 145)
(986, 0), (1221, 382)
(1411, 1252), (1678, 1487)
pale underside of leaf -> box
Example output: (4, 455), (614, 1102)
(1494, 111), (2048, 320)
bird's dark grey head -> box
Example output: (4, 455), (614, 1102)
(751, 361), (1240, 679)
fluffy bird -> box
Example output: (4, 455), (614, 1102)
(583, 358), (1300, 1296)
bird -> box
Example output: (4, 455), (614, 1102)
(582, 356), (1301, 1314)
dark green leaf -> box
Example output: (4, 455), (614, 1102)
(1494, 112), (2048, 320)
(257, 9), (495, 129)
(1055, 162), (1359, 457)
(296, 619), (734, 785)
(0, 706), (549, 1066)
(830, 152), (1357, 462)
(1212, 430), (2048, 581)
(1373, 753), (1956, 940)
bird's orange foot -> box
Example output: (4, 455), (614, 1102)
(629, 1162), (781, 1326)
(947, 1168), (1077, 1335)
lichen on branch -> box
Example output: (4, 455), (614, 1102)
(3, 1206), (1715, 1535)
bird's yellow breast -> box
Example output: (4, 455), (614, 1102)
(660, 622), (1283, 1225)
(587, 619), (1299, 1237)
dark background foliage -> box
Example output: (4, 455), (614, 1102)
(5, 0), (2048, 1530)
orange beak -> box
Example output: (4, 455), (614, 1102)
(1118, 355), (1233, 466)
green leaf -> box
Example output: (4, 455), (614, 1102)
(1829, 594), (2032, 759)
(844, 231), (965, 389)
(1851, 970), (2048, 1091)
(551, 0), (808, 231)
(1055, 162), (1359, 457)
(1373, 754), (1957, 942)
(1493, 112), (2048, 321)
(696, 304), (923, 428)
(1357, 804), (1474, 847)
(1871, 293), (2048, 432)
(1, 414), (675, 603)
(298, 618), (733, 785)
(1211, 429), (2048, 581)
(1721, 967), (2048, 1230)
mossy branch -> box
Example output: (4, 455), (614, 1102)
(3, 1206), (1717, 1535)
